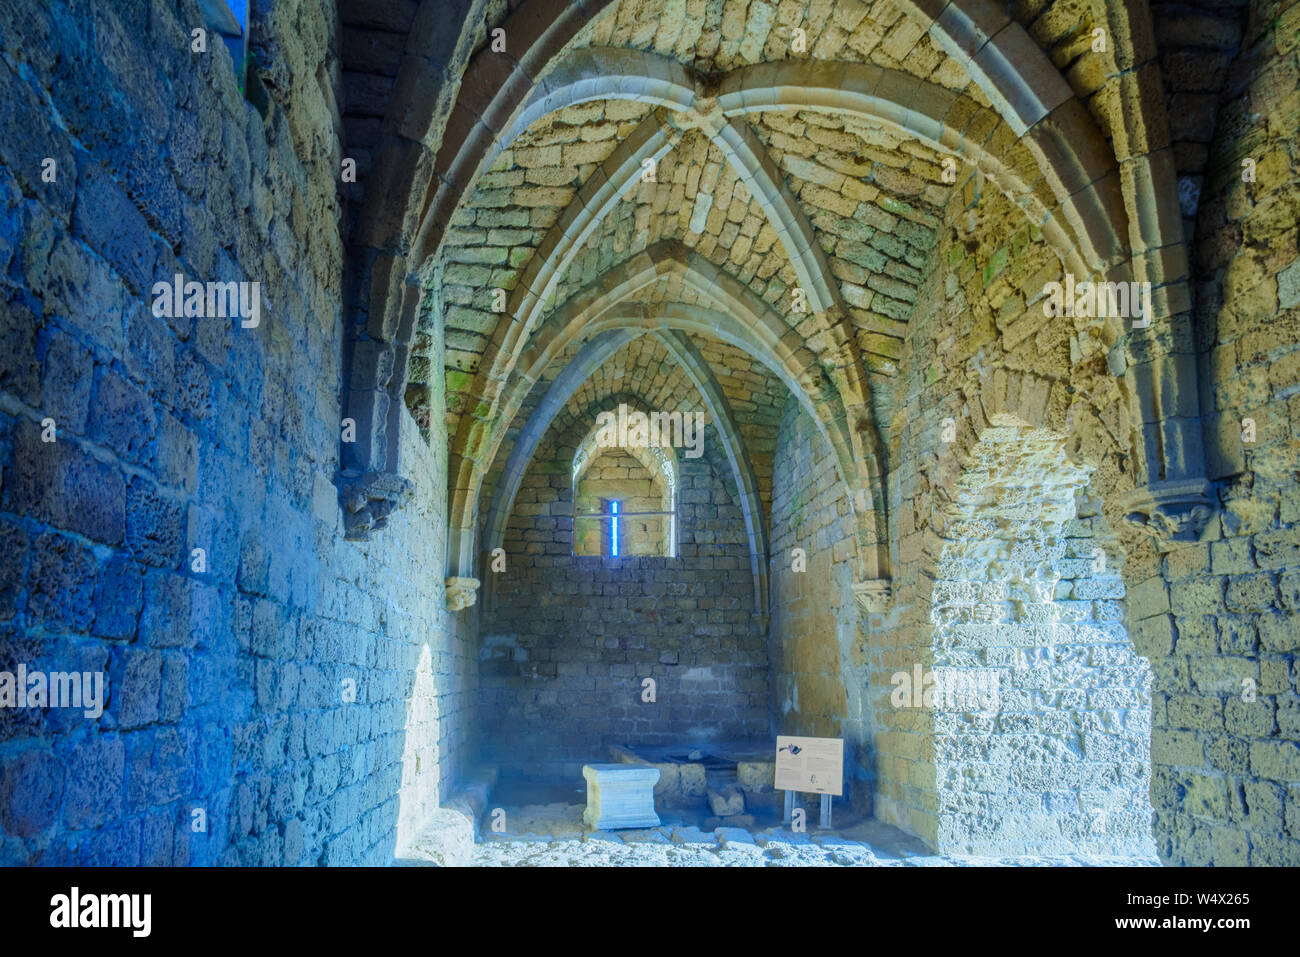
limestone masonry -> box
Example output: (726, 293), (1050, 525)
(0, 0), (1297, 868)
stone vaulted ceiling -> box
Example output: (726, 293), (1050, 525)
(416, 1), (976, 449)
(336, 0), (1204, 598)
(396, 0), (986, 568)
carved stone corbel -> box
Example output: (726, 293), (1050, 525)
(445, 577), (480, 612)
(852, 579), (891, 625)
(340, 470), (414, 540)
(1121, 478), (1217, 552)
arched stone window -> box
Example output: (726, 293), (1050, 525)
(571, 415), (678, 557)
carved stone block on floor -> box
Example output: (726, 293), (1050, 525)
(582, 764), (661, 830)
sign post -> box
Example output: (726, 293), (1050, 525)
(774, 736), (843, 829)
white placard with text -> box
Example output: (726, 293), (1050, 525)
(774, 736), (843, 795)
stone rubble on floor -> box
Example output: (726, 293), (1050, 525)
(461, 804), (1161, 867)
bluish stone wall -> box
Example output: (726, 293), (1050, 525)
(480, 414), (768, 783)
(0, 0), (473, 865)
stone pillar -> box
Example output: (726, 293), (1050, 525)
(1118, 283), (1216, 550)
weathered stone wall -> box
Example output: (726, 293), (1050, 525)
(767, 396), (874, 810)
(882, 12), (1300, 858)
(0, 0), (473, 865)
(882, 168), (1149, 848)
(3, 0), (1297, 870)
(480, 410), (767, 783)
(929, 422), (1154, 858)
(1148, 0), (1300, 866)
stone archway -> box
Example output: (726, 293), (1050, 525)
(447, 242), (891, 605)
(927, 416), (1156, 857)
(481, 322), (772, 613)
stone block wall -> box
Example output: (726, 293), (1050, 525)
(574, 448), (670, 556)
(882, 169), (1150, 848)
(1145, 0), (1300, 866)
(929, 423), (1154, 857)
(883, 17), (1300, 859)
(0, 0), (473, 866)
(767, 396), (873, 810)
(480, 418), (767, 782)
(2, 0), (1296, 871)
(428, 97), (656, 438)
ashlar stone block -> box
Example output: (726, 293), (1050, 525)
(582, 764), (661, 830)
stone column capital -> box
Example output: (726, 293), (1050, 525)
(1121, 478), (1217, 552)
(339, 470), (414, 540)
(445, 577), (480, 612)
(852, 579), (892, 623)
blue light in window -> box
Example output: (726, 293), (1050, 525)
(610, 500), (619, 557)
